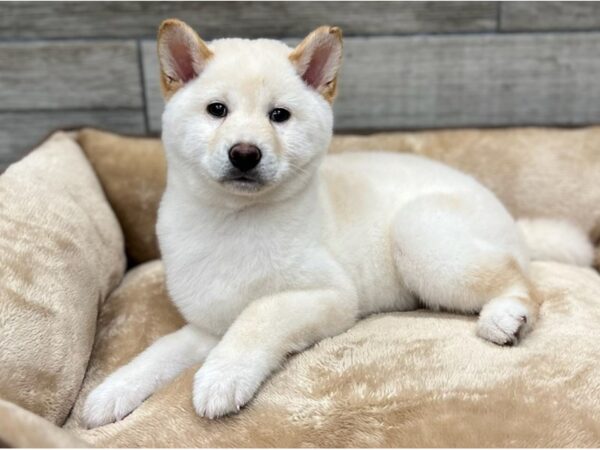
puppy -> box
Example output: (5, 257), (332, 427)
(83, 19), (594, 426)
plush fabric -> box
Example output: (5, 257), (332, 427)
(76, 127), (600, 266)
(0, 132), (126, 425)
(77, 128), (166, 264)
(0, 399), (89, 448)
(64, 260), (600, 447)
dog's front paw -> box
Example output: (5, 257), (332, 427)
(477, 296), (532, 346)
(82, 376), (149, 428)
(193, 354), (267, 419)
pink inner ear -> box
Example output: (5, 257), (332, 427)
(302, 40), (335, 89)
(168, 37), (197, 83)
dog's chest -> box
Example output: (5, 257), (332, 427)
(158, 204), (321, 335)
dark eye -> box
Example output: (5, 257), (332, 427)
(207, 102), (227, 118)
(269, 108), (291, 123)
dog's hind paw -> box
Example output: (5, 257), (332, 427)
(476, 296), (532, 346)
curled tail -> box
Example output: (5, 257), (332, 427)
(517, 218), (595, 267)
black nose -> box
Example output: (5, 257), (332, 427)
(228, 143), (262, 172)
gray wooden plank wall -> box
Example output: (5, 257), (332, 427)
(1, 1), (600, 168)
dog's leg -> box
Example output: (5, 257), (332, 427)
(83, 324), (218, 428)
(392, 193), (539, 346)
(192, 288), (356, 419)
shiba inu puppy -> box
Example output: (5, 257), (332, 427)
(83, 19), (594, 427)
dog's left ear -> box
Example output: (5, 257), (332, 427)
(289, 26), (343, 103)
(157, 18), (213, 100)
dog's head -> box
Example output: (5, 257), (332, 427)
(157, 19), (342, 203)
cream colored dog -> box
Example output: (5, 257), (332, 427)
(83, 19), (594, 427)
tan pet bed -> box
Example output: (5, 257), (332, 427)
(1, 127), (599, 447)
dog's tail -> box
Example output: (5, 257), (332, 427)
(517, 218), (595, 267)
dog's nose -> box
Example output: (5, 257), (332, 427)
(228, 143), (262, 172)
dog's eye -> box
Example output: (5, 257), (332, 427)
(269, 108), (291, 123)
(207, 103), (228, 118)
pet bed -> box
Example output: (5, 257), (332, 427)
(0, 127), (599, 447)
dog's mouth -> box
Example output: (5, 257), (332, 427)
(220, 171), (266, 193)
(231, 175), (257, 183)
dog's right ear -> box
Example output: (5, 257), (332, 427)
(289, 26), (343, 103)
(157, 19), (213, 100)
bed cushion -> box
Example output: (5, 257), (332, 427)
(0, 399), (89, 447)
(77, 127), (600, 266)
(0, 127), (596, 447)
(66, 260), (600, 447)
(0, 132), (126, 424)
(77, 128), (165, 265)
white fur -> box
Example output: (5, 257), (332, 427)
(83, 325), (217, 427)
(83, 30), (594, 427)
(477, 296), (531, 346)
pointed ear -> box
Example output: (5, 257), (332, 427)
(157, 19), (213, 100)
(289, 26), (343, 103)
